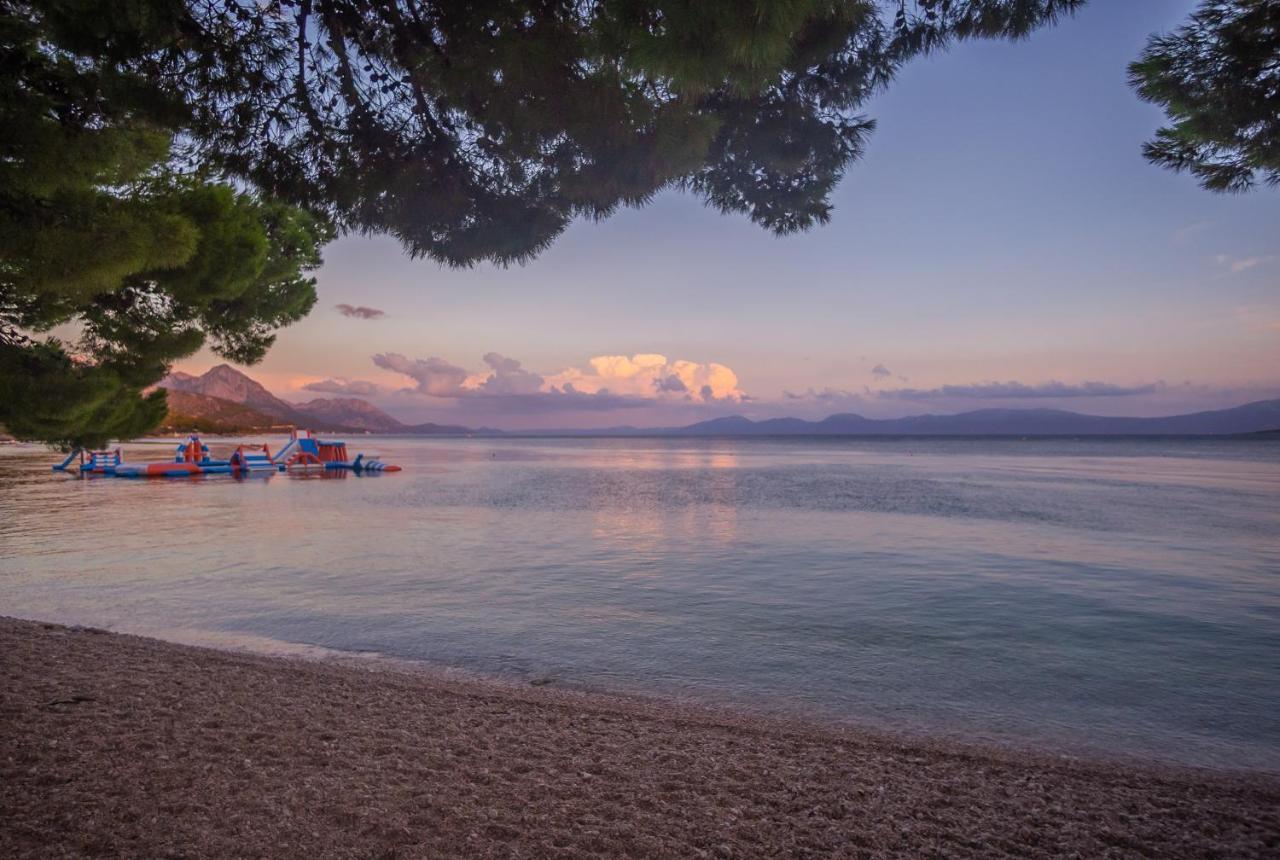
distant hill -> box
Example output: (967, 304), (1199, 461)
(292, 397), (404, 433)
(154, 364), (1280, 438)
(646, 400), (1280, 437)
(156, 364), (481, 435)
(402, 420), (483, 435)
(529, 400), (1280, 437)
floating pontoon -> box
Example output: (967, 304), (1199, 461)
(52, 430), (400, 477)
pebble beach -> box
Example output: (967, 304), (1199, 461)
(2, 617), (1277, 858)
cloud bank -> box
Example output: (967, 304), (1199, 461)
(467, 352), (545, 396)
(335, 303), (386, 319)
(302, 378), (381, 396)
(372, 351), (743, 413)
(783, 387), (862, 402)
(877, 380), (1163, 400)
(373, 354), (470, 396)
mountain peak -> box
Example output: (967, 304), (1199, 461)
(204, 363), (253, 379)
(159, 364), (299, 421)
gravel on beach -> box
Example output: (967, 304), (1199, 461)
(2, 616), (1277, 858)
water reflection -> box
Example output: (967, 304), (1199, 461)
(1, 436), (1278, 769)
(589, 446), (741, 556)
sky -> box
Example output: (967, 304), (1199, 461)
(175, 1), (1280, 430)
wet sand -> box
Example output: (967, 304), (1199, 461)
(2, 617), (1277, 858)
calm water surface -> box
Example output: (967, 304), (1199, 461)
(2, 436), (1278, 770)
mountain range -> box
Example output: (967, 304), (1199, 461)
(157, 364), (1280, 437)
(634, 400), (1280, 436)
(158, 365), (473, 435)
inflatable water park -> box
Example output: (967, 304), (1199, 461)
(52, 430), (400, 477)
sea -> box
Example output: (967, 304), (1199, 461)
(2, 435), (1277, 770)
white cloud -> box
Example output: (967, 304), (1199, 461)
(1215, 254), (1275, 274)
(545, 354), (743, 403)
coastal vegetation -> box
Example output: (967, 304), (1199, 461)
(0, 2), (331, 448)
(158, 390), (282, 435)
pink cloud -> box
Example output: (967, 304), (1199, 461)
(302, 378), (381, 396)
(370, 351), (745, 411)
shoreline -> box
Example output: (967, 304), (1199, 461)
(45, 615), (1278, 777)
(3, 617), (1277, 857)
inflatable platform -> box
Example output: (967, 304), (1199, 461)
(52, 431), (401, 477)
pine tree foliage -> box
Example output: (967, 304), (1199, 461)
(0, 2), (331, 449)
(91, 0), (1084, 267)
(1130, 0), (1280, 192)
(1, 0), (1084, 447)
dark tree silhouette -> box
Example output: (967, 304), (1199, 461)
(1, 0), (1082, 447)
(1, 3), (331, 448)
(1130, 0), (1280, 192)
(131, 0), (1084, 266)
